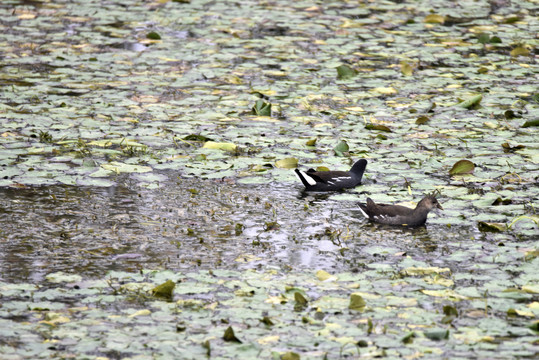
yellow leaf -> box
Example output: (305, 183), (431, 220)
(316, 270), (337, 281)
(331, 336), (356, 345)
(372, 87), (398, 95)
(223, 75), (242, 84)
(513, 309), (535, 317)
(18, 13), (36, 20)
(344, 106), (365, 112)
(128, 309), (151, 318)
(424, 14), (445, 24)
(522, 284), (539, 294)
(257, 335), (280, 345)
(275, 157), (298, 169)
(255, 89), (277, 96)
(510, 46), (530, 57)
(152, 280), (175, 298)
(313, 122), (334, 128)
(202, 141), (237, 152)
(454, 330), (494, 344)
(349, 293), (366, 311)
(401, 62), (413, 76)
(527, 301), (539, 309)
(422, 289), (469, 300)
(424, 275), (454, 288)
(294, 292), (308, 305)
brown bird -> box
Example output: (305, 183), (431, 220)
(358, 195), (443, 226)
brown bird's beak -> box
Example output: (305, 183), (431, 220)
(437, 203), (443, 210)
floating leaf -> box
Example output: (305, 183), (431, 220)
(344, 106), (364, 112)
(275, 157), (298, 169)
(305, 138), (317, 146)
(184, 134), (213, 142)
(477, 33), (490, 44)
(478, 221), (506, 233)
(492, 197), (512, 206)
(315, 166), (330, 172)
(316, 270), (337, 281)
(336, 65), (357, 80)
(251, 99), (272, 116)
(223, 326), (242, 343)
(46, 272), (82, 283)
(501, 142), (525, 153)
(459, 94), (482, 109)
(424, 329), (449, 340)
(424, 14), (445, 24)
(281, 352), (300, 360)
(402, 267), (451, 276)
(146, 31), (161, 40)
(416, 116), (430, 125)
(101, 162), (152, 174)
(510, 46), (530, 57)
(152, 280), (175, 299)
(372, 87), (397, 95)
(441, 305), (458, 324)
(128, 309), (151, 318)
(334, 140), (349, 156)
(477, 66), (489, 74)
(365, 124), (391, 132)
(401, 331), (416, 344)
(43, 312), (70, 325)
(449, 159), (475, 176)
(202, 141), (237, 152)
(349, 293), (366, 311)
(522, 285), (539, 294)
(294, 292), (308, 305)
(522, 119), (539, 128)
(401, 62), (413, 76)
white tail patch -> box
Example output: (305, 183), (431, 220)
(295, 170), (317, 186)
(358, 206), (369, 218)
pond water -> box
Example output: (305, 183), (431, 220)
(0, 173), (520, 285)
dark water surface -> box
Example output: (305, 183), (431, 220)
(0, 173), (513, 284)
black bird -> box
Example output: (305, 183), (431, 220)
(358, 195), (443, 226)
(294, 159), (367, 191)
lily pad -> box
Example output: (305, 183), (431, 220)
(202, 141), (237, 152)
(459, 94), (483, 109)
(275, 157), (298, 169)
(336, 65), (357, 80)
(449, 160), (475, 176)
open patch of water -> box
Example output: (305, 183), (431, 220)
(1, 172), (527, 284)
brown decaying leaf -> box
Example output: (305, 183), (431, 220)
(365, 124), (391, 132)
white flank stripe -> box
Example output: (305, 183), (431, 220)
(334, 176), (351, 182)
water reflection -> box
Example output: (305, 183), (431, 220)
(0, 174), (523, 283)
